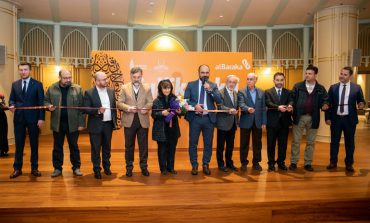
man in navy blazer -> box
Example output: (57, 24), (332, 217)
(325, 66), (365, 172)
(8, 63), (45, 179)
(184, 64), (222, 175)
(238, 72), (267, 172)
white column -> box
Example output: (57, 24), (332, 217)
(231, 28), (237, 52)
(54, 24), (61, 65)
(128, 27), (133, 51)
(266, 28), (272, 67)
(303, 26), (310, 74)
(197, 28), (202, 52)
(91, 25), (98, 50)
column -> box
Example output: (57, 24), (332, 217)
(314, 5), (359, 142)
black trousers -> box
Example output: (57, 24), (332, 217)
(240, 121), (262, 165)
(52, 121), (81, 171)
(216, 124), (236, 168)
(13, 121), (39, 170)
(157, 140), (177, 172)
(89, 121), (113, 172)
(330, 115), (356, 165)
(124, 114), (148, 171)
(0, 110), (9, 153)
(266, 125), (289, 165)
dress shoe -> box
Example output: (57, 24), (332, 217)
(161, 170), (168, 175)
(191, 166), (198, 175)
(9, 170), (22, 179)
(126, 169), (133, 177)
(94, 171), (102, 179)
(0, 151), (9, 157)
(278, 164), (288, 171)
(304, 165), (314, 172)
(240, 164), (247, 171)
(168, 169), (178, 174)
(228, 165), (238, 172)
(51, 169), (62, 178)
(104, 169), (112, 175)
(289, 163), (297, 171)
(218, 166), (228, 172)
(267, 165), (275, 172)
(141, 168), (150, 176)
(31, 169), (41, 177)
(203, 165), (211, 175)
(73, 168), (83, 176)
(252, 163), (263, 171)
(345, 165), (355, 172)
(326, 163), (337, 170)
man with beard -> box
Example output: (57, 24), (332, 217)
(117, 67), (153, 177)
(44, 69), (86, 177)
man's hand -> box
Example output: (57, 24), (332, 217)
(8, 105), (15, 112)
(162, 109), (169, 116)
(325, 120), (331, 126)
(321, 104), (329, 111)
(278, 105), (287, 112)
(203, 82), (211, 92)
(128, 106), (137, 113)
(78, 126), (85, 131)
(140, 108), (148, 115)
(247, 107), (255, 113)
(98, 107), (106, 114)
(229, 108), (237, 115)
(176, 108), (182, 114)
(287, 105), (293, 112)
(195, 104), (204, 113)
(48, 105), (56, 111)
(358, 102), (365, 110)
(37, 120), (44, 128)
(261, 124), (266, 129)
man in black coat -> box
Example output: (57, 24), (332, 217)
(265, 72), (292, 172)
(8, 62), (45, 179)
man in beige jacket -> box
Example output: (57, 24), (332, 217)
(117, 67), (153, 177)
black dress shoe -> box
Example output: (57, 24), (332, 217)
(218, 166), (228, 172)
(240, 164), (247, 171)
(203, 165), (211, 175)
(9, 170), (22, 179)
(252, 163), (263, 171)
(267, 165), (275, 172)
(289, 163), (297, 171)
(278, 164), (288, 171)
(228, 165), (238, 172)
(304, 165), (314, 172)
(104, 169), (112, 175)
(0, 152), (9, 157)
(168, 169), (178, 174)
(126, 169), (133, 177)
(31, 169), (41, 177)
(161, 170), (168, 175)
(94, 171), (102, 179)
(141, 169), (150, 176)
(345, 165), (355, 172)
(326, 163), (337, 170)
(191, 166), (198, 175)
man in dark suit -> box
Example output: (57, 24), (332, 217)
(238, 72), (267, 172)
(216, 75), (239, 172)
(265, 72), (292, 172)
(8, 62), (45, 178)
(325, 66), (365, 172)
(84, 72), (117, 179)
(184, 64), (222, 176)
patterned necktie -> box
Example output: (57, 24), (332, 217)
(340, 84), (346, 113)
(22, 80), (27, 96)
(278, 89), (281, 101)
(229, 90), (234, 105)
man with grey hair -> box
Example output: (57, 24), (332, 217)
(238, 72), (266, 172)
(216, 75), (239, 172)
(84, 72), (117, 179)
(45, 69), (86, 177)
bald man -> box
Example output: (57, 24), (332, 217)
(84, 72), (117, 179)
(44, 69), (86, 177)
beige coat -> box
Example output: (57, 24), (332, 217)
(117, 82), (153, 128)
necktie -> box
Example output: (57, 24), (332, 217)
(229, 91), (234, 105)
(340, 84), (346, 113)
(277, 89), (281, 101)
(22, 81), (27, 96)
(199, 85), (205, 105)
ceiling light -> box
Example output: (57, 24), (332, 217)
(149, 1), (155, 6)
(111, 12), (115, 16)
(219, 15), (224, 18)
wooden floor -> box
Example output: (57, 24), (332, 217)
(1, 120), (370, 222)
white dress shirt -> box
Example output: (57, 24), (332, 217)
(97, 87), (112, 121)
(22, 77), (31, 92)
(337, 82), (350, 115)
(226, 87), (234, 105)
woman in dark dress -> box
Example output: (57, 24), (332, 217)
(0, 93), (9, 157)
(151, 80), (181, 175)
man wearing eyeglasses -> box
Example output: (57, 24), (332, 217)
(184, 64), (222, 176)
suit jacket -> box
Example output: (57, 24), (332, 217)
(216, 88), (239, 131)
(184, 80), (222, 124)
(238, 87), (267, 129)
(117, 82), (153, 128)
(9, 78), (45, 124)
(84, 87), (117, 134)
(325, 82), (365, 125)
(265, 87), (292, 128)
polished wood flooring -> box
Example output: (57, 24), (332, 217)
(0, 122), (370, 222)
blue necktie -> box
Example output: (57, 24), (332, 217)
(199, 85), (205, 105)
(278, 89), (281, 101)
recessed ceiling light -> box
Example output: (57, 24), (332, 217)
(219, 15), (224, 18)
(149, 1), (155, 6)
(111, 12), (116, 16)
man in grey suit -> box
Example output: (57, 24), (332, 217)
(84, 72), (117, 179)
(238, 73), (267, 172)
(216, 75), (239, 172)
(184, 64), (222, 176)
